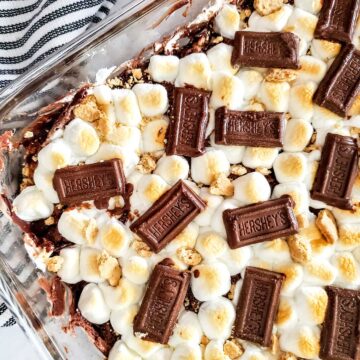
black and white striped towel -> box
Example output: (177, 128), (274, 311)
(0, 0), (118, 326)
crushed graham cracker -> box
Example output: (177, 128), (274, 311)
(46, 256), (64, 273)
(230, 164), (247, 176)
(223, 339), (244, 359)
(265, 68), (297, 82)
(97, 251), (122, 286)
(73, 95), (101, 122)
(254, 0), (284, 15)
(210, 173), (234, 196)
(131, 239), (153, 258)
(315, 209), (338, 244)
(176, 247), (202, 266)
(136, 153), (157, 174)
(288, 234), (312, 264)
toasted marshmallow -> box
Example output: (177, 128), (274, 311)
(304, 259), (337, 286)
(207, 43), (238, 75)
(122, 256), (150, 285)
(242, 147), (279, 169)
(132, 83), (168, 117)
(279, 325), (320, 359)
(236, 70), (263, 101)
(38, 139), (73, 172)
(63, 118), (100, 157)
(148, 55), (179, 83)
(259, 81), (290, 112)
(311, 39), (341, 62)
(198, 297), (235, 340)
(331, 252), (360, 288)
(274, 152), (307, 183)
(219, 246), (252, 275)
(57, 209), (90, 245)
(332, 206), (360, 225)
(169, 311), (203, 347)
(80, 247), (103, 283)
(93, 84), (112, 104)
(124, 332), (163, 358)
(233, 172), (271, 205)
(33, 166), (59, 203)
(108, 341), (141, 360)
(210, 134), (245, 164)
(211, 199), (240, 237)
(312, 105), (342, 129)
(78, 283), (110, 324)
(154, 155), (189, 185)
(295, 0), (322, 14)
(166, 222), (199, 252)
(191, 262), (231, 301)
(249, 4), (293, 31)
(337, 223), (360, 251)
(273, 182), (309, 214)
(214, 4), (241, 39)
(176, 53), (212, 90)
(296, 56), (327, 83)
(142, 118), (168, 153)
(107, 278), (143, 310)
(195, 231), (227, 260)
(210, 71), (244, 110)
(148, 348), (173, 360)
(276, 297), (298, 330)
(204, 340), (228, 360)
(254, 239), (291, 264)
(171, 344), (202, 360)
(57, 246), (81, 284)
(111, 89), (142, 126)
(289, 81), (316, 120)
(195, 188), (223, 227)
(284, 118), (313, 151)
(285, 8), (318, 42)
(274, 262), (304, 296)
(110, 305), (138, 335)
(106, 125), (141, 150)
(191, 150), (230, 185)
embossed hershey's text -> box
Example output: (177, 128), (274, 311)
(243, 38), (282, 56)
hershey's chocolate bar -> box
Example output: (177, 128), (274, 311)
(223, 196), (298, 249)
(166, 87), (210, 157)
(315, 0), (360, 43)
(215, 107), (285, 147)
(130, 180), (206, 253)
(311, 133), (358, 210)
(53, 159), (125, 206)
(313, 44), (360, 117)
(133, 261), (190, 344)
(320, 286), (360, 360)
(231, 31), (300, 69)
(234, 266), (285, 347)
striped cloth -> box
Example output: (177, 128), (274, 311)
(0, 0), (118, 326)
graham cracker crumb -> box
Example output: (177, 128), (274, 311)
(288, 235), (312, 264)
(73, 95), (101, 122)
(230, 164), (247, 176)
(210, 173), (234, 196)
(97, 251), (122, 286)
(254, 0), (284, 15)
(107, 77), (124, 88)
(132, 68), (142, 80)
(296, 214), (309, 229)
(223, 339), (244, 359)
(266, 68), (297, 82)
(271, 334), (280, 355)
(83, 219), (98, 246)
(44, 216), (55, 226)
(279, 352), (297, 360)
(256, 167), (271, 175)
(136, 153), (157, 174)
(46, 256), (64, 273)
(201, 335), (210, 346)
(315, 209), (338, 244)
(227, 283), (236, 300)
(132, 239), (153, 258)
(176, 247), (202, 266)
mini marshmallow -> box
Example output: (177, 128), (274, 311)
(58, 209), (90, 245)
(154, 155), (189, 185)
(331, 252), (360, 289)
(171, 344), (202, 360)
(211, 199), (240, 237)
(78, 283), (110, 324)
(279, 325), (320, 359)
(272, 182), (309, 214)
(204, 340), (228, 360)
(284, 118), (313, 152)
(110, 304), (139, 335)
(259, 81), (290, 112)
(253, 239), (291, 264)
(304, 259), (337, 286)
(232, 172), (271, 205)
(148, 348), (173, 360)
(112, 89), (142, 126)
(108, 341), (141, 360)
(311, 39), (341, 62)
(236, 69), (263, 101)
(337, 223), (360, 251)
(57, 246), (81, 284)
(195, 231), (228, 260)
(148, 55), (179, 83)
(240, 348), (267, 360)
(332, 206), (360, 225)
(219, 246), (252, 275)
(33, 167), (59, 203)
(276, 297), (298, 330)
(210, 134), (245, 164)
(191, 149), (230, 185)
(169, 311), (203, 347)
(195, 188), (223, 227)
(176, 53), (212, 90)
(106, 125), (141, 150)
(289, 81), (316, 120)
(198, 297), (235, 340)
(132, 83), (168, 117)
(63, 118), (100, 157)
(13, 186), (54, 222)
(296, 56), (327, 83)
(191, 262), (231, 301)
(165, 222), (199, 253)
(122, 256), (150, 285)
(124, 332), (163, 358)
(249, 4), (293, 31)
(38, 139), (73, 172)
(285, 8), (318, 42)
(242, 147), (279, 169)
(214, 4), (241, 39)
(273, 152), (307, 183)
(207, 43), (238, 74)
(80, 247), (104, 283)
(141, 118), (168, 152)
(274, 262), (304, 296)
(312, 105), (342, 129)
(295, 0), (322, 14)
(310, 238), (335, 260)
(93, 85), (117, 125)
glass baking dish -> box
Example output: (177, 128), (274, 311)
(0, 0), (219, 358)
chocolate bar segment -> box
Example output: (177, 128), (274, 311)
(133, 261), (191, 344)
(313, 44), (360, 117)
(320, 286), (360, 360)
(234, 266), (285, 347)
(53, 159), (125, 206)
(231, 31), (300, 69)
(130, 180), (206, 253)
(166, 87), (210, 157)
(314, 0), (360, 43)
(215, 107), (285, 147)
(311, 133), (358, 210)
(223, 196), (298, 249)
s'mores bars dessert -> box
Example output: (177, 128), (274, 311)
(2, 0), (360, 359)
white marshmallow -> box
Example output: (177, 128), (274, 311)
(332, 206), (360, 225)
(236, 69), (263, 101)
(112, 89), (142, 126)
(191, 262), (231, 301)
(295, 0), (322, 14)
(110, 305), (139, 335)
(195, 189), (223, 227)
(154, 155), (189, 185)
(253, 239), (291, 264)
(93, 84), (113, 105)
(148, 348), (173, 360)
(337, 223), (360, 251)
(80, 247), (104, 283)
(311, 39), (341, 62)
(289, 82), (316, 120)
(148, 55), (179, 83)
(191, 149), (230, 185)
(259, 81), (290, 112)
(57, 209), (89, 245)
(284, 118), (313, 152)
(176, 53), (212, 90)
(304, 259), (337, 286)
(33, 166), (59, 203)
(165, 222), (199, 253)
(122, 256), (150, 285)
(108, 340), (141, 360)
(233, 172), (271, 205)
(240, 348), (267, 360)
(195, 231), (228, 260)
(142, 118), (169, 152)
(312, 105), (342, 129)
(171, 344), (202, 360)
(296, 56), (327, 83)
(219, 246), (252, 275)
(204, 340), (228, 360)
(198, 297), (235, 340)
(214, 4), (241, 39)
(106, 125), (141, 150)
(63, 118), (100, 157)
(207, 43), (238, 75)
(78, 283), (110, 324)
(285, 8), (318, 42)
(211, 199), (240, 237)
(57, 246), (81, 284)
(273, 152), (307, 183)
(169, 311), (203, 347)
(331, 252), (360, 289)
(242, 147), (279, 169)
(124, 332), (162, 358)
(276, 297), (298, 330)
(37, 139), (73, 172)
(274, 262), (304, 296)
(210, 134), (245, 164)
(249, 5), (293, 31)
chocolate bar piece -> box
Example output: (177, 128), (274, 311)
(320, 286), (360, 360)
(53, 159), (125, 206)
(223, 196), (298, 249)
(215, 107), (285, 147)
(311, 133), (358, 210)
(133, 261), (191, 344)
(166, 87), (210, 157)
(130, 180), (206, 253)
(234, 266), (285, 347)
(313, 44), (360, 117)
(314, 0), (360, 43)
(231, 31), (300, 69)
